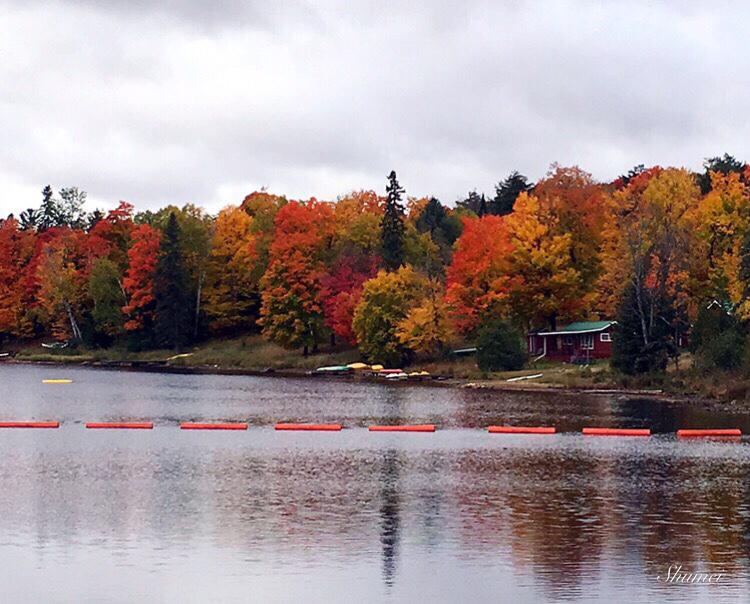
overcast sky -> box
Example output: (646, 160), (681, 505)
(1, 0), (748, 216)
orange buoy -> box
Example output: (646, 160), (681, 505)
(677, 429), (741, 438)
(275, 423), (342, 431)
(180, 422), (248, 430)
(488, 426), (556, 434)
(0, 421), (59, 429)
(368, 424), (436, 432)
(85, 422), (154, 430)
(582, 427), (650, 436)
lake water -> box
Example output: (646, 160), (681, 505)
(1, 363), (750, 603)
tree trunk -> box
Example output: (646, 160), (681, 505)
(194, 270), (205, 339)
(64, 300), (82, 341)
(117, 278), (127, 301)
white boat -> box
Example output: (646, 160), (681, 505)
(506, 373), (543, 382)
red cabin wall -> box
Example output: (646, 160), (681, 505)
(531, 327), (614, 360)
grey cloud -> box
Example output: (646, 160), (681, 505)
(0, 0), (749, 216)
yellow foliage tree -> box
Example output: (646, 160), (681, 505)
(203, 206), (259, 333)
(693, 172), (750, 313)
(352, 266), (429, 366)
(505, 191), (589, 330)
(396, 281), (454, 357)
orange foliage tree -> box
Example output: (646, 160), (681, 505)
(445, 215), (515, 336)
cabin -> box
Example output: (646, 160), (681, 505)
(527, 321), (616, 362)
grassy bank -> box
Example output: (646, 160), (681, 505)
(6, 335), (360, 371)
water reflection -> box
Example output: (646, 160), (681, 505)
(1, 365), (750, 601)
(379, 449), (401, 587)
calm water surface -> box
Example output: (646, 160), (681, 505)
(1, 364), (750, 603)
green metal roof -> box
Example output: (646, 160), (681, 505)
(558, 321), (614, 332)
(537, 321), (615, 336)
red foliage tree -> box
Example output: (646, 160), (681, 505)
(0, 218), (36, 337)
(259, 200), (336, 353)
(318, 255), (379, 345)
(122, 224), (161, 331)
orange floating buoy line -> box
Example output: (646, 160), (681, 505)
(368, 424), (436, 432)
(0, 421), (60, 429)
(0, 421), (744, 438)
(180, 422), (248, 430)
(488, 426), (556, 434)
(582, 427), (651, 436)
(85, 422), (154, 430)
(274, 423), (342, 431)
(677, 429), (742, 438)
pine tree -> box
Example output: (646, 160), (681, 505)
(153, 212), (192, 350)
(456, 190), (484, 215)
(478, 194), (488, 217)
(37, 185), (61, 231)
(380, 170), (406, 270)
(690, 299), (744, 370)
(18, 208), (38, 231)
(490, 171), (532, 215)
(698, 153), (746, 194)
(476, 320), (525, 372)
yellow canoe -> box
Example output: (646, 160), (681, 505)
(347, 362), (370, 370)
(42, 379), (72, 384)
(370, 364), (384, 372)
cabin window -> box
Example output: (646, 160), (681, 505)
(581, 334), (594, 350)
(563, 336), (574, 346)
(600, 332), (611, 342)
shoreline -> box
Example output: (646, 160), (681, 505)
(1, 357), (686, 399)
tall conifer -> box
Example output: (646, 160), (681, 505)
(380, 171), (405, 270)
(154, 212), (192, 350)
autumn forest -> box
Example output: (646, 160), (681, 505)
(2, 156), (750, 375)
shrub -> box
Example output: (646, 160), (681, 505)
(691, 301), (744, 371)
(476, 320), (525, 372)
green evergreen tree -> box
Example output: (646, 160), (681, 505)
(611, 282), (677, 375)
(490, 171), (532, 215)
(456, 190), (485, 215)
(698, 153), (746, 194)
(380, 170), (406, 270)
(476, 320), (526, 372)
(415, 197), (462, 271)
(37, 185), (62, 231)
(690, 299), (744, 370)
(153, 212), (192, 350)
(86, 208), (105, 232)
(18, 208), (39, 231)
(478, 194), (488, 217)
